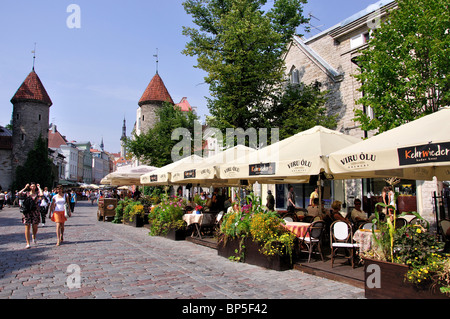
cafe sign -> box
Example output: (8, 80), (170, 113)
(184, 169), (196, 179)
(223, 166), (240, 177)
(286, 159), (312, 173)
(398, 142), (450, 166)
(150, 175), (158, 182)
(249, 162), (276, 176)
(338, 153), (377, 170)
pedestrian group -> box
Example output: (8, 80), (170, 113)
(16, 183), (75, 249)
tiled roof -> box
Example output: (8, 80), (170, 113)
(10, 70), (53, 106)
(48, 129), (67, 148)
(139, 73), (174, 106)
(176, 97), (192, 112)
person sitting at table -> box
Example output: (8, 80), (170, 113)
(351, 199), (369, 223)
(307, 198), (324, 221)
(330, 200), (349, 222)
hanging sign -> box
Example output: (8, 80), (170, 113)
(249, 162), (276, 176)
(398, 142), (450, 166)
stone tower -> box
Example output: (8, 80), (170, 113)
(136, 72), (174, 136)
(10, 69), (52, 177)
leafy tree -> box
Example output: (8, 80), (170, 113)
(125, 103), (200, 167)
(354, 0), (449, 133)
(13, 135), (54, 190)
(182, 0), (309, 131)
(271, 81), (337, 140)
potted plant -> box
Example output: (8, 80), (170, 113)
(218, 194), (296, 271)
(122, 200), (146, 227)
(362, 180), (449, 299)
(112, 197), (132, 224)
(147, 195), (186, 240)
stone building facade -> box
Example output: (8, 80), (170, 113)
(284, 0), (396, 138)
(280, 0), (441, 222)
(0, 126), (13, 190)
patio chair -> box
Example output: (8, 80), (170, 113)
(300, 221), (325, 263)
(199, 213), (216, 238)
(214, 211), (224, 231)
(395, 218), (408, 229)
(439, 219), (450, 252)
(330, 220), (360, 268)
(303, 216), (315, 223)
(359, 222), (374, 230)
(409, 217), (429, 229)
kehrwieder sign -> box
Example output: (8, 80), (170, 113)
(398, 142), (450, 166)
(249, 163), (276, 176)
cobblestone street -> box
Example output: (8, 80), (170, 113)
(0, 201), (363, 300)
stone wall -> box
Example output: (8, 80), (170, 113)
(137, 102), (162, 136)
(11, 101), (50, 177)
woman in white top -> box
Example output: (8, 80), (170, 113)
(49, 185), (71, 246)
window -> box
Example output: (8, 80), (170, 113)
(39, 114), (41, 121)
(290, 66), (299, 84)
(350, 32), (370, 49)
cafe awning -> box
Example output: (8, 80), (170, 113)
(218, 126), (361, 184)
(170, 145), (256, 186)
(105, 165), (157, 186)
(328, 107), (450, 181)
(140, 155), (202, 186)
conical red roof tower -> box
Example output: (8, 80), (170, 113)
(10, 70), (53, 107)
(138, 73), (174, 106)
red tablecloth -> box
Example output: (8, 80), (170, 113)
(283, 222), (311, 238)
(353, 229), (381, 252)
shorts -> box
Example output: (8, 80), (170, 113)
(51, 211), (67, 224)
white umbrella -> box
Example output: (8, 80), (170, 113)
(140, 155), (202, 185)
(218, 126), (361, 183)
(328, 107), (450, 181)
(107, 165), (157, 186)
(170, 145), (257, 186)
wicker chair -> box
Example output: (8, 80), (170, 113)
(300, 221), (326, 263)
(330, 220), (360, 268)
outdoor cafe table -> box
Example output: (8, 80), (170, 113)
(353, 229), (381, 252)
(283, 222), (311, 238)
(183, 214), (203, 238)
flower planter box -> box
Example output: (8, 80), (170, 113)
(123, 215), (145, 228)
(164, 228), (186, 241)
(363, 258), (449, 299)
(218, 237), (292, 271)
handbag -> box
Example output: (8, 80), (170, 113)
(64, 203), (70, 218)
(64, 195), (71, 218)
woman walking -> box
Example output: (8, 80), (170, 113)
(19, 183), (43, 249)
(49, 185), (72, 246)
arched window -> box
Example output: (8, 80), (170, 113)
(290, 66), (299, 84)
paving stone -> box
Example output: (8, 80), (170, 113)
(0, 203), (364, 300)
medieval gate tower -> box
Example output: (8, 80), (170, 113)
(10, 68), (52, 179)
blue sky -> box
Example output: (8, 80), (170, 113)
(0, 0), (380, 153)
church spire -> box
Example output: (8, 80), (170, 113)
(121, 117), (127, 141)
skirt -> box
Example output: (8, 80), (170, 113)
(22, 210), (41, 226)
(51, 211), (67, 223)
